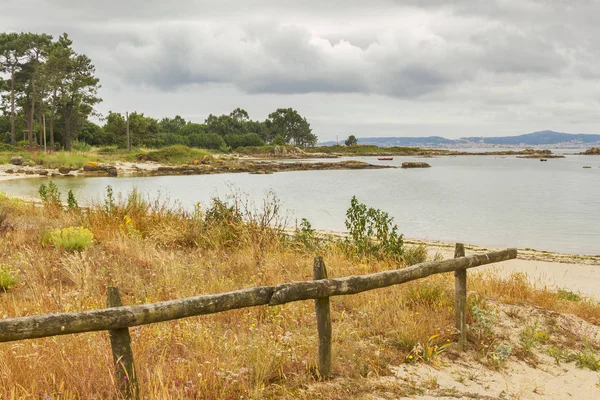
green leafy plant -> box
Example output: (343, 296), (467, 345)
(67, 190), (79, 210)
(519, 320), (548, 352)
(406, 334), (452, 367)
(45, 226), (94, 252)
(574, 341), (600, 371)
(104, 185), (115, 214)
(38, 181), (61, 206)
(487, 344), (513, 368)
(547, 346), (573, 365)
(0, 267), (17, 291)
(272, 134), (286, 146)
(344, 196), (404, 261)
(557, 290), (581, 302)
(468, 303), (497, 342)
(120, 215), (142, 238)
(294, 218), (319, 251)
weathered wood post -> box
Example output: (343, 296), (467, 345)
(453, 243), (467, 347)
(107, 287), (139, 399)
(313, 256), (332, 379)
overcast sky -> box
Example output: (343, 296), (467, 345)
(2, 0), (599, 140)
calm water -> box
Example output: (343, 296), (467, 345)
(1, 155), (599, 255)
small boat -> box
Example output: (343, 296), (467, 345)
(378, 157), (394, 161)
(540, 159), (548, 162)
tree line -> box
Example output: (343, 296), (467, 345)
(0, 32), (318, 151)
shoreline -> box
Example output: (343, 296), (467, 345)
(0, 175), (598, 266)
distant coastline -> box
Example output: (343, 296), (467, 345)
(320, 130), (600, 148)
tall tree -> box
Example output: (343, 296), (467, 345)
(0, 33), (28, 145)
(21, 33), (52, 144)
(56, 47), (101, 150)
(41, 33), (73, 149)
(266, 108), (317, 146)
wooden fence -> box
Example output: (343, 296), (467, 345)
(0, 245), (516, 399)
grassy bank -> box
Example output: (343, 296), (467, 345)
(0, 190), (599, 398)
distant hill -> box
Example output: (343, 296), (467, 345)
(320, 130), (600, 147)
(461, 130), (600, 145)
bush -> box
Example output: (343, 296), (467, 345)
(138, 145), (212, 164)
(45, 226), (94, 252)
(71, 140), (92, 152)
(344, 196), (404, 261)
(224, 133), (265, 149)
(39, 181), (61, 207)
(272, 134), (286, 146)
(187, 133), (227, 150)
(0, 267), (17, 290)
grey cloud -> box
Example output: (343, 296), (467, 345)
(2, 0), (600, 139)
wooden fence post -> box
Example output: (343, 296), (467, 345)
(107, 287), (139, 400)
(313, 256), (332, 379)
(453, 243), (467, 347)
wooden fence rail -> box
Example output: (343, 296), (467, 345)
(0, 245), (516, 399)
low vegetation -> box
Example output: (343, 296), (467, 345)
(0, 191), (599, 398)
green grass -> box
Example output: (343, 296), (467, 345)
(0, 267), (17, 290)
(135, 145), (213, 164)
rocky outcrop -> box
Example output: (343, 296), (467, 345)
(517, 154), (565, 159)
(81, 162), (118, 177)
(10, 156), (23, 166)
(582, 147), (600, 155)
(401, 162), (431, 168)
(58, 167), (72, 175)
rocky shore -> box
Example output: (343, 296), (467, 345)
(0, 158), (394, 181)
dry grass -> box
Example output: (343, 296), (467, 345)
(0, 190), (599, 399)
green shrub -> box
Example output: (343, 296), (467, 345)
(187, 133), (227, 150)
(272, 134), (286, 146)
(45, 226), (94, 252)
(67, 190), (79, 210)
(0, 267), (17, 290)
(344, 196), (404, 261)
(39, 181), (61, 206)
(574, 342), (600, 371)
(71, 140), (92, 152)
(224, 133), (265, 149)
(137, 145), (212, 164)
(294, 218), (320, 251)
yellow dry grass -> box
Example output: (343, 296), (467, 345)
(0, 191), (598, 399)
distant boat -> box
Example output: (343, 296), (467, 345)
(378, 157), (394, 161)
(540, 159), (548, 162)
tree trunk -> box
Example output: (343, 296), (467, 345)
(10, 67), (16, 145)
(38, 101), (44, 147)
(65, 107), (72, 151)
(49, 111), (55, 151)
(28, 80), (36, 145)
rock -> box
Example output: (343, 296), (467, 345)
(26, 160), (36, 167)
(201, 155), (211, 165)
(401, 162), (431, 169)
(83, 162), (101, 171)
(10, 156), (23, 166)
(58, 167), (72, 175)
(106, 167), (118, 177)
(35, 170), (48, 176)
(25, 170), (34, 175)
(5, 169), (14, 174)
(582, 147), (600, 155)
